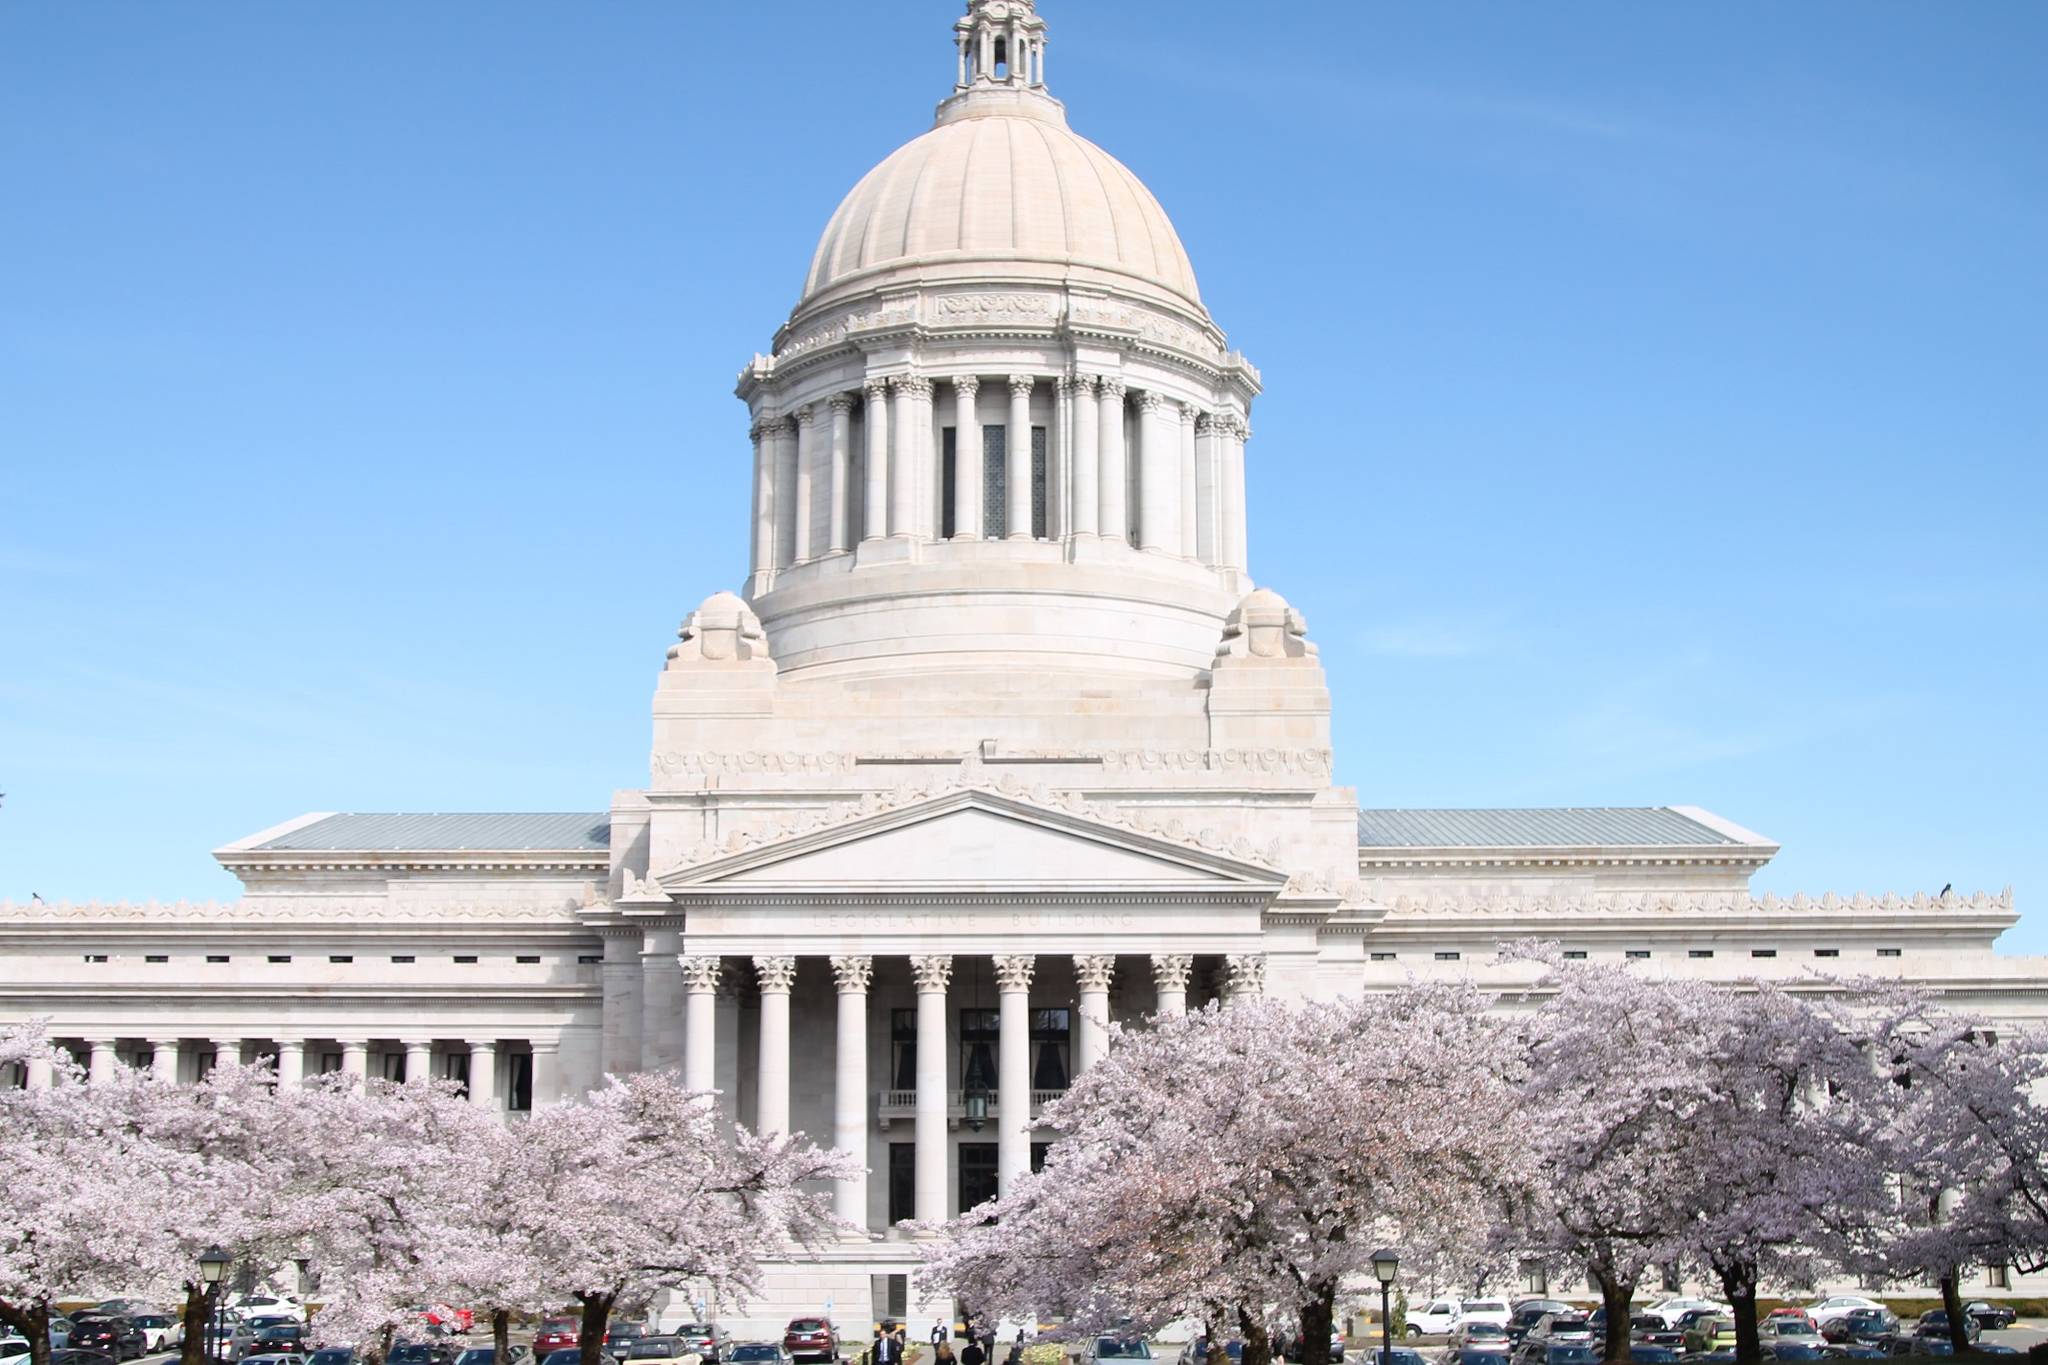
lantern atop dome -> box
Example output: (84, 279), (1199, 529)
(953, 0), (1049, 93)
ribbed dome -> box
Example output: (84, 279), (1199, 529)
(801, 107), (1204, 310)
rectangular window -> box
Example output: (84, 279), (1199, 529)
(891, 1009), (918, 1092)
(1031, 1141), (1051, 1174)
(577, 954), (601, 965)
(196, 1051), (218, 1079)
(83, 953), (110, 963)
(1563, 950), (1588, 960)
(958, 1141), (998, 1214)
(888, 1143), (916, 1226)
(268, 955), (291, 964)
(380, 1053), (406, 1083)
(1815, 948), (1840, 959)
(1370, 952), (1398, 962)
(1031, 425), (1048, 538)
(941, 427), (958, 539)
(1660, 1264), (1682, 1293)
(444, 1052), (471, 1097)
(1627, 950), (1651, 960)
(1030, 1007), (1070, 1091)
(391, 954), (415, 964)
(1878, 948), (1902, 958)
(1988, 1263), (2011, 1290)
(1434, 951), (1461, 962)
(329, 954), (353, 964)
(207, 954), (230, 964)
(1521, 1264), (1549, 1296)
(508, 1053), (534, 1112)
(1689, 950), (1714, 959)
(455, 955), (479, 964)
(317, 1052), (343, 1075)
(145, 954), (168, 964)
(1752, 949), (1778, 959)
(959, 1008), (999, 1093)
(871, 1274), (908, 1324)
(983, 426), (1008, 538)
(516, 954), (540, 965)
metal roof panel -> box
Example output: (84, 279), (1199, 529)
(1356, 807), (1745, 849)
(251, 812), (611, 853)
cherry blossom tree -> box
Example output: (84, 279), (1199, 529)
(0, 1022), (100, 1365)
(1858, 993), (2048, 1351)
(923, 990), (1526, 1365)
(512, 1073), (856, 1365)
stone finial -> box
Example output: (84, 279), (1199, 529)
(911, 955), (955, 993)
(831, 956), (875, 993)
(668, 590), (775, 670)
(1073, 954), (1116, 993)
(677, 955), (725, 994)
(1150, 954), (1194, 992)
(753, 956), (798, 993)
(994, 954), (1037, 993)
(1214, 587), (1317, 663)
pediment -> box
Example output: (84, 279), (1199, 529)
(656, 787), (1287, 895)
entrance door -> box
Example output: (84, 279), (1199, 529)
(959, 1141), (998, 1213)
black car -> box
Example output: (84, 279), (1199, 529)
(390, 1345), (460, 1365)
(51, 1352), (117, 1365)
(603, 1326), (649, 1361)
(308, 1351), (359, 1365)
(1825, 1310), (1899, 1346)
(1505, 1305), (1571, 1344)
(1628, 1317), (1681, 1351)
(68, 1320), (145, 1362)
(1914, 1312), (1981, 1345)
(1968, 1304), (2017, 1332)
(250, 1326), (308, 1356)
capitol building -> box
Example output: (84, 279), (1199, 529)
(5, 0), (2045, 1330)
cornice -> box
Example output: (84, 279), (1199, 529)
(216, 851), (607, 875)
(657, 889), (1274, 910)
(0, 982), (601, 1003)
(1369, 887), (2014, 922)
(1358, 845), (1775, 873)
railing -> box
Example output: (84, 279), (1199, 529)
(875, 1087), (1068, 1129)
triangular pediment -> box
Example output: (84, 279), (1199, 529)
(656, 787), (1287, 895)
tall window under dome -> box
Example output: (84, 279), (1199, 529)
(981, 427), (1048, 539)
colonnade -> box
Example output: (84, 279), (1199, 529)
(747, 372), (1251, 581)
(17, 1035), (558, 1111)
(670, 950), (1268, 1233)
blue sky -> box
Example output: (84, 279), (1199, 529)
(3, 3), (2044, 946)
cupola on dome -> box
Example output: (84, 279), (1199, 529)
(797, 0), (1204, 314)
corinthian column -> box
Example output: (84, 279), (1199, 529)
(1178, 401), (1199, 558)
(750, 418), (775, 582)
(892, 376), (921, 538)
(994, 954), (1035, 1196)
(1007, 375), (1035, 539)
(831, 955), (874, 1236)
(911, 954), (954, 1228)
(828, 392), (856, 553)
(1223, 412), (1250, 574)
(862, 379), (890, 544)
(793, 406), (819, 562)
(1073, 955), (1115, 1073)
(1224, 953), (1267, 1003)
(1098, 379), (1128, 544)
(753, 956), (797, 1136)
(953, 376), (981, 538)
(1137, 392), (1180, 553)
(1069, 376), (1099, 536)
(679, 955), (723, 1095)
(771, 416), (799, 569)
(1151, 954), (1193, 1018)
(1194, 412), (1224, 565)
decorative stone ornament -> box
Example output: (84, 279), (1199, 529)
(1224, 953), (1267, 999)
(911, 955), (955, 993)
(668, 591), (774, 669)
(831, 956), (875, 993)
(1150, 954), (1194, 992)
(1073, 954), (1116, 992)
(677, 955), (724, 994)
(993, 955), (1037, 992)
(752, 956), (798, 993)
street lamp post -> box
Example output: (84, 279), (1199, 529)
(1372, 1249), (1400, 1365)
(198, 1246), (230, 1364)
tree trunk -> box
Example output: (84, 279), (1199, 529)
(1713, 1266), (1760, 1365)
(1298, 1283), (1336, 1365)
(1, 1300), (53, 1365)
(179, 1282), (211, 1365)
(579, 1292), (617, 1365)
(376, 1323), (397, 1365)
(493, 1310), (512, 1363)
(1589, 1263), (1636, 1364)
(1939, 1268), (1970, 1354)
(1238, 1309), (1272, 1365)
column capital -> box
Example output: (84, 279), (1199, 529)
(766, 414), (797, 437)
(896, 374), (934, 399)
(146, 1035), (182, 1048)
(831, 955), (875, 993)
(678, 954), (725, 994)
(272, 1037), (306, 1050)
(529, 1038), (562, 1055)
(749, 416), (772, 444)
(910, 954), (955, 994)
(1071, 373), (1099, 395)
(953, 373), (981, 398)
(1099, 377), (1127, 400)
(464, 1038), (499, 1053)
(1137, 389), (1169, 414)
(1073, 954), (1116, 992)
(1225, 953), (1267, 998)
(829, 390), (860, 415)
(401, 1037), (434, 1051)
(794, 404), (818, 427)
(865, 376), (891, 402)
(993, 954), (1036, 993)
(1008, 373), (1037, 398)
(753, 956), (798, 993)
(1195, 410), (1222, 436)
(1151, 954), (1194, 992)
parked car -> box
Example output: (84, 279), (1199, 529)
(49, 1317), (77, 1351)
(454, 1348), (531, 1365)
(1504, 1305), (1571, 1344)
(1629, 1350), (1679, 1365)
(248, 1325), (309, 1357)
(1766, 1309), (1817, 1331)
(1806, 1298), (1885, 1329)
(1508, 1346), (1591, 1365)
(1765, 1342), (1832, 1362)
(128, 1314), (181, 1354)
(1085, 1342), (1156, 1365)
(242, 1355), (309, 1365)
(1913, 1311), (1981, 1345)
(1365, 1352), (1430, 1365)
(1832, 1347), (1889, 1361)
(603, 1325), (650, 1362)
(1764, 1321), (1826, 1345)
(307, 1349), (359, 1365)
(92, 1305), (158, 1323)
(1523, 1317), (1592, 1350)
(51, 1351), (118, 1365)
(1, 1337), (31, 1362)
(539, 1353), (583, 1365)
(1456, 1306), (1510, 1332)
(534, 1322), (581, 1357)
(69, 1318), (145, 1362)
(1967, 1303), (2018, 1332)
(729, 1348), (795, 1365)
(1628, 1316), (1682, 1351)
(782, 1320), (837, 1365)
(1443, 1322), (1511, 1358)
(1407, 1303), (1464, 1339)
(1681, 1319), (1738, 1356)
(229, 1296), (308, 1326)
(1824, 1310), (1899, 1347)
(1642, 1300), (1727, 1329)
(387, 1344), (458, 1365)
(628, 1339), (693, 1362)
(673, 1326), (729, 1363)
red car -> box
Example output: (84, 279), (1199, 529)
(783, 1319), (838, 1364)
(535, 1319), (581, 1355)
(424, 1306), (475, 1335)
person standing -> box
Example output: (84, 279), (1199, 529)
(962, 1338), (987, 1365)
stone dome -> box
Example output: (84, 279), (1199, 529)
(800, 97), (1204, 313)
